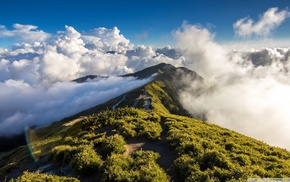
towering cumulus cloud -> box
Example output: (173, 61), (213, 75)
(175, 23), (290, 150)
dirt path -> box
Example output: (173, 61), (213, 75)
(124, 118), (177, 180)
(63, 117), (84, 127)
(124, 142), (145, 156)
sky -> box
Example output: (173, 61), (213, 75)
(0, 0), (290, 47)
(1, 0), (290, 150)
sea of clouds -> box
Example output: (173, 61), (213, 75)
(1, 7), (290, 150)
(0, 24), (183, 137)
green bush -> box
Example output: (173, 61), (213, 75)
(137, 162), (169, 182)
(131, 151), (169, 182)
(69, 145), (102, 174)
(101, 134), (126, 155)
(114, 120), (137, 138)
(199, 150), (233, 170)
(101, 154), (135, 181)
(92, 133), (106, 146)
(185, 170), (215, 182)
(101, 151), (169, 182)
(131, 150), (160, 165)
(77, 108), (162, 140)
(48, 145), (78, 164)
(225, 142), (236, 151)
(175, 141), (202, 157)
(234, 154), (251, 166)
(10, 171), (80, 182)
(136, 120), (162, 139)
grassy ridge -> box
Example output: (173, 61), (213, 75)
(165, 115), (290, 181)
(5, 107), (289, 181)
(1, 63), (290, 181)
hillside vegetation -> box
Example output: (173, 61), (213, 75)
(1, 63), (290, 181)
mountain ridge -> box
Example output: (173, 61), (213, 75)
(68, 63), (203, 118)
(1, 63), (290, 181)
(0, 63), (196, 153)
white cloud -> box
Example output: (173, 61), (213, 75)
(174, 23), (231, 81)
(0, 23), (51, 43)
(82, 26), (132, 53)
(175, 24), (290, 150)
(233, 7), (290, 38)
(126, 45), (156, 58)
(125, 45), (184, 72)
(0, 76), (151, 136)
(0, 25), (182, 85)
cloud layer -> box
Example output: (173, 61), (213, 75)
(0, 76), (151, 136)
(234, 7), (290, 38)
(175, 23), (290, 150)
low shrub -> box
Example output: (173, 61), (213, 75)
(101, 134), (126, 155)
(101, 151), (169, 182)
(225, 142), (236, 151)
(114, 120), (137, 138)
(69, 145), (102, 174)
(10, 171), (80, 182)
(173, 154), (198, 181)
(101, 154), (135, 181)
(234, 154), (251, 166)
(48, 145), (78, 164)
(199, 150), (233, 170)
(132, 151), (169, 182)
(78, 108), (163, 140)
(136, 120), (162, 140)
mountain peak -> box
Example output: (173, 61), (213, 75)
(123, 63), (200, 82)
(72, 75), (108, 83)
(122, 63), (176, 79)
(80, 63), (203, 117)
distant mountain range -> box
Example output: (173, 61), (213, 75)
(1, 63), (290, 181)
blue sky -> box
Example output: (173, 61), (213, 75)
(0, 0), (290, 47)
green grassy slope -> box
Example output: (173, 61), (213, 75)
(166, 115), (290, 181)
(1, 63), (290, 181)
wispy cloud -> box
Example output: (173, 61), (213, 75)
(0, 24), (51, 43)
(233, 7), (290, 38)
